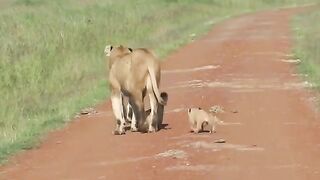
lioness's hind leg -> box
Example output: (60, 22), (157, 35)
(111, 92), (126, 135)
(130, 91), (145, 132)
(147, 76), (158, 132)
(148, 96), (157, 132)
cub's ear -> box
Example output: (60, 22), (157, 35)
(198, 107), (202, 110)
(128, 48), (133, 52)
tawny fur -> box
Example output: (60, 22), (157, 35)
(105, 45), (165, 134)
(187, 108), (223, 133)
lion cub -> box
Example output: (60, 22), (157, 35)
(139, 92), (168, 133)
(187, 107), (223, 134)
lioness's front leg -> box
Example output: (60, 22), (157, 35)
(129, 104), (138, 132)
(111, 92), (126, 135)
(124, 102), (138, 132)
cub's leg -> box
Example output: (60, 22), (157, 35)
(193, 119), (204, 134)
(207, 122), (216, 133)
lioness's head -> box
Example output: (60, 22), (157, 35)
(104, 45), (132, 57)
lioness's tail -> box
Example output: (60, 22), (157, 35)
(148, 66), (166, 105)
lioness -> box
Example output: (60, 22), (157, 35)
(187, 108), (223, 133)
(105, 45), (166, 134)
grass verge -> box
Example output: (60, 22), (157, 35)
(293, 7), (320, 93)
(0, 0), (318, 163)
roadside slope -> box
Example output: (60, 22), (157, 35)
(1, 7), (320, 180)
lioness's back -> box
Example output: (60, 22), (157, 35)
(131, 48), (160, 74)
(132, 48), (156, 62)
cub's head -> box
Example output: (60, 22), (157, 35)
(104, 44), (133, 57)
(187, 107), (202, 115)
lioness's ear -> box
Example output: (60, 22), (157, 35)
(128, 48), (133, 52)
(104, 45), (113, 57)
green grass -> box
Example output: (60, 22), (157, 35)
(0, 0), (318, 163)
(293, 7), (320, 91)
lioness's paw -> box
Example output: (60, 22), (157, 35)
(113, 130), (125, 135)
(130, 127), (138, 132)
(148, 127), (156, 133)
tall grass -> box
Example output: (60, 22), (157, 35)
(293, 8), (320, 90)
(0, 0), (318, 163)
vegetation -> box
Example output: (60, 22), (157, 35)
(293, 7), (320, 90)
(0, 0), (318, 163)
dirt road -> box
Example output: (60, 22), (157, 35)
(1, 7), (320, 180)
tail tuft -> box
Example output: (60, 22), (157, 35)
(159, 92), (168, 105)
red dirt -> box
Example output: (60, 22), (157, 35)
(1, 7), (320, 180)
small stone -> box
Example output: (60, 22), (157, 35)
(156, 149), (187, 159)
(209, 105), (225, 113)
(98, 176), (106, 180)
(214, 139), (226, 143)
(80, 107), (97, 115)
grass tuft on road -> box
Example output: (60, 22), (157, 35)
(0, 0), (318, 163)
